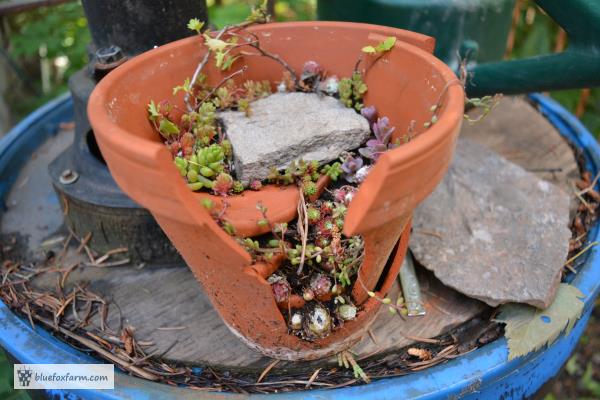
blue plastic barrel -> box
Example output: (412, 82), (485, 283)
(0, 93), (598, 399)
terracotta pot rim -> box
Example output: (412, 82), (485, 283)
(88, 21), (463, 210)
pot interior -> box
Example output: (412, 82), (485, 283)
(100, 22), (453, 150)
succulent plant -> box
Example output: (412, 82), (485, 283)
(307, 207), (321, 224)
(290, 313), (303, 330)
(196, 144), (226, 175)
(269, 275), (291, 304)
(321, 162), (343, 181)
(305, 305), (332, 338)
(338, 304), (357, 320)
(339, 71), (367, 111)
(354, 165), (371, 183)
(359, 117), (396, 160)
(249, 180), (262, 190)
(213, 172), (234, 195)
(320, 201), (334, 215)
(310, 273), (332, 296)
(232, 180), (244, 193)
(360, 105), (377, 122)
(302, 179), (318, 197)
(174, 143), (234, 192)
(192, 101), (218, 145)
(303, 288), (315, 301)
(341, 155), (364, 183)
(320, 76), (339, 95)
(243, 80), (271, 101)
(333, 186), (357, 206)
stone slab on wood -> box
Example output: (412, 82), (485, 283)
(461, 96), (580, 217)
(410, 138), (571, 309)
(220, 92), (370, 183)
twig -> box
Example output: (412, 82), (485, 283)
(296, 190), (309, 275)
(156, 326), (187, 331)
(32, 314), (160, 381)
(76, 232), (92, 254)
(185, 26), (228, 111)
(413, 230), (443, 240)
(94, 247), (129, 265)
(564, 241), (599, 267)
(198, 66), (248, 105)
(305, 368), (321, 388)
(256, 359), (279, 383)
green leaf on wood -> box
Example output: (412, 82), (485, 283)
(493, 283), (585, 360)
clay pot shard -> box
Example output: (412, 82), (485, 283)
(89, 21), (464, 361)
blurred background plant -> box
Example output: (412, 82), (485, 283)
(0, 0), (89, 124)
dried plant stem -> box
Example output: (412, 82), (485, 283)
(32, 314), (160, 381)
(256, 359), (279, 383)
(296, 190), (309, 275)
(564, 241), (599, 267)
(185, 26), (228, 111)
(198, 66), (248, 105)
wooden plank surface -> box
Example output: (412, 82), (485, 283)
(30, 250), (486, 371)
(2, 95), (578, 372)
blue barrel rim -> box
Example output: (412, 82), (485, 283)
(0, 93), (598, 399)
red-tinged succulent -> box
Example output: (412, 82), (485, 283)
(316, 217), (335, 237)
(180, 132), (196, 156)
(271, 278), (291, 303)
(213, 172), (234, 195)
(166, 141), (181, 157)
(320, 201), (334, 216)
(310, 273), (332, 297)
(302, 180), (317, 197)
(249, 180), (262, 190)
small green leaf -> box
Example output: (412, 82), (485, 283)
(378, 36), (396, 51)
(494, 283), (585, 360)
(158, 118), (180, 137)
(203, 34), (229, 52)
(361, 45), (376, 54)
(214, 51), (225, 68)
(147, 100), (160, 121)
(187, 18), (205, 33)
(173, 78), (192, 95)
(221, 55), (240, 71)
(201, 198), (214, 210)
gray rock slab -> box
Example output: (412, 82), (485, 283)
(461, 96), (579, 218)
(219, 92), (370, 183)
(410, 138), (571, 309)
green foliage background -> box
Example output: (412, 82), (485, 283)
(2, 1), (90, 118)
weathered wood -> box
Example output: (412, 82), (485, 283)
(30, 251), (486, 372)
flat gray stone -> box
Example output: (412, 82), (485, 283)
(220, 92), (370, 183)
(461, 96), (579, 218)
(410, 138), (571, 309)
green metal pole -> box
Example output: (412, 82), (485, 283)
(467, 0), (600, 96)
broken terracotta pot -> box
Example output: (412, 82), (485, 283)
(88, 22), (464, 360)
